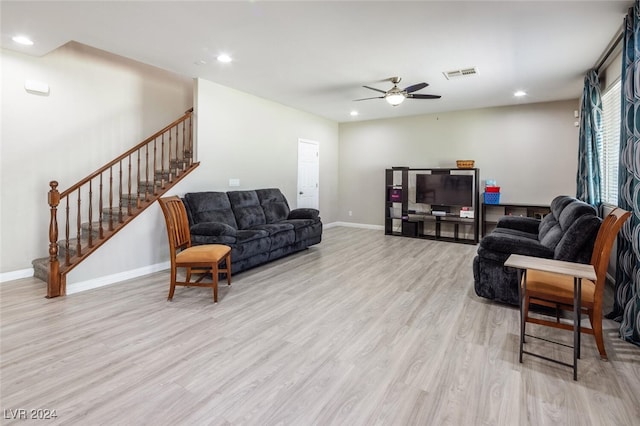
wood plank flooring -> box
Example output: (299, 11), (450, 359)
(1, 227), (639, 425)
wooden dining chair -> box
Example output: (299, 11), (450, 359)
(522, 207), (630, 361)
(158, 196), (231, 302)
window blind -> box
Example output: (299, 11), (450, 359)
(600, 79), (621, 205)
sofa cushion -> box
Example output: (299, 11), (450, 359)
(236, 229), (269, 243)
(184, 192), (238, 229)
(190, 222), (237, 237)
(256, 188), (291, 223)
(539, 222), (563, 251)
(558, 201), (597, 230)
(252, 222), (295, 235)
(539, 196), (574, 238)
(232, 230), (271, 261)
(539, 198), (597, 252)
(252, 223), (296, 250)
(228, 190), (267, 230)
(554, 214), (601, 262)
(538, 212), (558, 241)
(496, 215), (540, 234)
(491, 227), (539, 240)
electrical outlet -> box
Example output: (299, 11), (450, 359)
(229, 178), (240, 187)
(348, 210), (352, 216)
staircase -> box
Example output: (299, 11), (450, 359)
(32, 109), (199, 298)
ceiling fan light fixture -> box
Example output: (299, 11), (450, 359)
(386, 92), (405, 106)
(217, 53), (232, 63)
(12, 35), (33, 46)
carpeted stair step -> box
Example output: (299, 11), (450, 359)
(138, 181), (159, 195)
(32, 257), (49, 282)
(170, 159), (190, 170)
(154, 168), (179, 182)
(120, 193), (142, 207)
(101, 207), (129, 222)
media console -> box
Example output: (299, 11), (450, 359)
(385, 167), (480, 244)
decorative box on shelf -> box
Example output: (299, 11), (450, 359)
(484, 183), (501, 204)
(456, 160), (475, 169)
(484, 192), (501, 204)
(460, 208), (475, 218)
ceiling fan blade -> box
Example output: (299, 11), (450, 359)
(362, 85), (387, 94)
(353, 96), (385, 101)
(407, 93), (442, 99)
(404, 82), (428, 93)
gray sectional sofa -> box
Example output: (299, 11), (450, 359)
(182, 188), (322, 274)
(473, 195), (602, 305)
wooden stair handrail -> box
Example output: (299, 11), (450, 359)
(58, 109), (193, 199)
(46, 108), (197, 298)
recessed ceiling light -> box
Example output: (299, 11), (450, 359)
(217, 54), (232, 63)
(12, 35), (34, 46)
(514, 90), (527, 97)
(350, 110), (359, 117)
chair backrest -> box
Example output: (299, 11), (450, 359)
(591, 207), (630, 297)
(158, 196), (192, 258)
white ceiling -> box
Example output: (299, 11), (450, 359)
(1, 1), (631, 123)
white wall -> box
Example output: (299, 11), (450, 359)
(338, 100), (580, 225)
(1, 42), (193, 279)
(188, 78), (340, 218)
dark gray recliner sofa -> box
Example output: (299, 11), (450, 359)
(473, 195), (601, 305)
(182, 188), (322, 274)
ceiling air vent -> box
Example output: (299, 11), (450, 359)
(443, 67), (478, 80)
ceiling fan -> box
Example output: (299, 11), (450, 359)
(354, 77), (441, 106)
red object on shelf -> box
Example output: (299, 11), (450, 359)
(485, 186), (500, 193)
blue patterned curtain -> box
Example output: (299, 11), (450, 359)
(576, 70), (603, 206)
(609, 1), (640, 347)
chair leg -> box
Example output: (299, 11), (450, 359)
(168, 265), (177, 301)
(212, 263), (219, 303)
(520, 296), (529, 363)
(590, 309), (608, 360)
(226, 254), (232, 286)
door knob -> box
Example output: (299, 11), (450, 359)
(299, 191), (304, 195)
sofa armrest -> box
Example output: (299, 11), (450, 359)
(288, 208), (320, 220)
(190, 222), (237, 237)
(496, 216), (541, 234)
(479, 233), (554, 262)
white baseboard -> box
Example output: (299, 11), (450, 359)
(0, 268), (34, 283)
(67, 262), (170, 294)
(325, 221), (384, 230)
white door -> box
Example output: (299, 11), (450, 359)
(297, 139), (319, 209)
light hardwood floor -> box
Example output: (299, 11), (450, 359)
(1, 227), (638, 425)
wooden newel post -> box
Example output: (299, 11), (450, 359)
(47, 181), (61, 298)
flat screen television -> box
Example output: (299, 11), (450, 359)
(415, 174), (473, 206)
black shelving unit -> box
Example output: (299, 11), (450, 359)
(384, 167), (409, 236)
(384, 167), (480, 244)
(481, 202), (551, 236)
